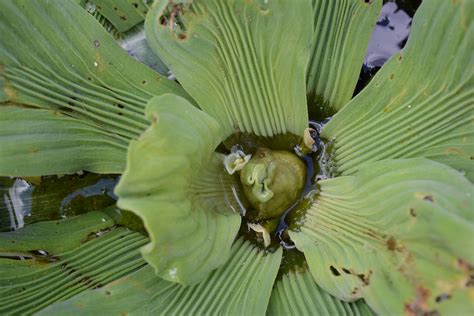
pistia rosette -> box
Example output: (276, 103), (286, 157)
(0, 0), (472, 315)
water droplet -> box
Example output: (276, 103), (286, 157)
(169, 267), (178, 279)
(85, 2), (96, 13)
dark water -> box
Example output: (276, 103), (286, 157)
(355, 0), (420, 95)
(0, 1), (421, 233)
(0, 174), (118, 231)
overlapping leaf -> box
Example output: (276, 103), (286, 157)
(115, 94), (245, 285)
(0, 0), (188, 176)
(307, 0), (381, 114)
(39, 238), (282, 316)
(86, 0), (149, 33)
(269, 268), (374, 316)
(0, 209), (148, 314)
(0, 106), (126, 176)
(290, 159), (474, 315)
(321, 0), (474, 180)
(146, 0), (312, 140)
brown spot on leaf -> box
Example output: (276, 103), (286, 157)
(93, 40), (100, 48)
(409, 208), (416, 217)
(423, 195), (434, 202)
(415, 192), (435, 202)
(405, 287), (434, 316)
(465, 275), (474, 287)
(387, 236), (397, 251)
(357, 270), (372, 286)
(445, 147), (463, 155)
(457, 258), (473, 272)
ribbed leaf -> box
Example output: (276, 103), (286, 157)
(89, 0), (149, 33)
(115, 94), (244, 285)
(0, 210), (113, 254)
(146, 0), (312, 140)
(269, 269), (374, 316)
(289, 159), (474, 315)
(0, 106), (126, 176)
(39, 239), (282, 316)
(321, 0), (474, 180)
(0, 0), (188, 175)
(0, 209), (148, 314)
(307, 0), (381, 114)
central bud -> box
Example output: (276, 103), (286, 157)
(240, 148), (306, 220)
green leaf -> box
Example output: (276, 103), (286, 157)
(0, 106), (126, 176)
(0, 210), (114, 254)
(146, 0), (312, 140)
(321, 0), (474, 180)
(0, 209), (148, 314)
(307, 0), (381, 114)
(39, 238), (282, 316)
(289, 159), (474, 315)
(87, 0), (149, 33)
(115, 94), (244, 285)
(269, 269), (374, 316)
(0, 0), (189, 175)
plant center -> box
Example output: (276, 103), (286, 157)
(239, 148), (306, 221)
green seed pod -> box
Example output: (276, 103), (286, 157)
(240, 148), (306, 220)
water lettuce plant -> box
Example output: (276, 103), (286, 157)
(0, 0), (472, 315)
